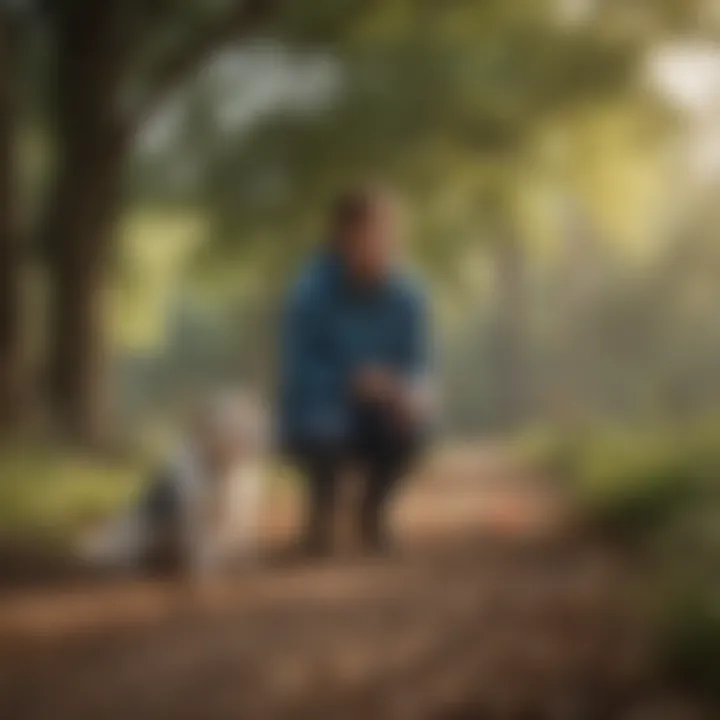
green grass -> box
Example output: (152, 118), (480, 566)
(0, 444), (299, 549)
(0, 445), (142, 547)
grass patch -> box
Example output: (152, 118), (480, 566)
(0, 444), (299, 549)
(0, 445), (142, 547)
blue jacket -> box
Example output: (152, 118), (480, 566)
(279, 250), (430, 445)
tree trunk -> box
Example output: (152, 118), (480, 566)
(0, 10), (23, 433)
(38, 0), (270, 445)
(45, 146), (126, 445)
(42, 1), (128, 445)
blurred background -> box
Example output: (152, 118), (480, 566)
(2, 1), (720, 717)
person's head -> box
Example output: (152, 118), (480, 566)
(331, 187), (405, 283)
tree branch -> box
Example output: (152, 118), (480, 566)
(132, 0), (281, 130)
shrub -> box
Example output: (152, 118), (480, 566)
(574, 435), (702, 543)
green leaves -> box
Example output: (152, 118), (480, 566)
(137, 0), (639, 283)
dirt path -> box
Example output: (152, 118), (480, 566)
(0, 447), (706, 719)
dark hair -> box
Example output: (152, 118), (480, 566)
(331, 187), (392, 236)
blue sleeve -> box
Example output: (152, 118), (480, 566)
(280, 283), (319, 394)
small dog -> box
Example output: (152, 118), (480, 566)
(79, 393), (268, 578)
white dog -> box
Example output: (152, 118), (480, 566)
(79, 394), (267, 578)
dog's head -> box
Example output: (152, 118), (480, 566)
(192, 391), (269, 473)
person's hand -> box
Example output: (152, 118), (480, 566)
(392, 381), (434, 428)
(354, 366), (398, 403)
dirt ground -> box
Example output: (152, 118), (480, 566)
(0, 447), (708, 719)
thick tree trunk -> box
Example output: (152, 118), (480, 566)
(42, 1), (128, 445)
(45, 146), (126, 445)
(38, 0), (271, 445)
(0, 10), (23, 432)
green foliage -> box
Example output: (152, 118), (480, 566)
(519, 424), (720, 542)
(132, 0), (641, 280)
(112, 209), (207, 351)
(573, 434), (702, 541)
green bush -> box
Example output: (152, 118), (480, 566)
(518, 426), (720, 543)
(574, 435), (702, 542)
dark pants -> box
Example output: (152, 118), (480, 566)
(292, 404), (423, 555)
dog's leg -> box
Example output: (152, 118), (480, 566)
(228, 463), (264, 566)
